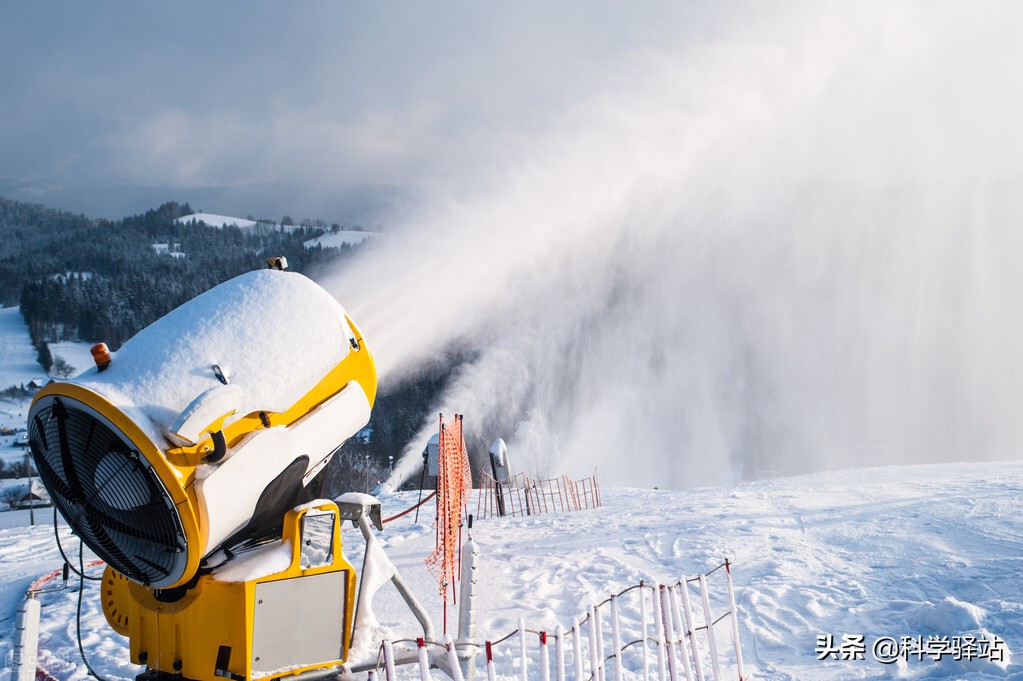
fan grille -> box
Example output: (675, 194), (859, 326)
(29, 396), (186, 587)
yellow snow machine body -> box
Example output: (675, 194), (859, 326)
(28, 262), (376, 681)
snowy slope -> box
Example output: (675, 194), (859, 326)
(1, 462), (1021, 680)
(0, 307), (40, 463)
(175, 213), (257, 229)
(305, 231), (379, 249)
(0, 307), (42, 393)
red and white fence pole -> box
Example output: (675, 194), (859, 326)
(382, 640), (397, 681)
(587, 605), (599, 681)
(679, 583), (705, 681)
(651, 584), (667, 681)
(555, 625), (566, 681)
(594, 604), (606, 681)
(417, 638), (431, 681)
(610, 595), (624, 681)
(640, 583), (650, 681)
(725, 562), (746, 681)
(668, 586), (694, 681)
(539, 632), (550, 681)
(519, 619), (529, 681)
(572, 618), (584, 681)
(698, 575), (721, 681)
(485, 641), (497, 681)
(658, 586), (679, 681)
(446, 636), (466, 681)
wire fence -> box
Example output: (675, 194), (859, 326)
(475, 471), (601, 520)
(371, 561), (745, 681)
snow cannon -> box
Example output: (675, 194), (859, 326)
(27, 265), (377, 681)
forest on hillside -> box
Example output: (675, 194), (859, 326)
(1, 197), (352, 352)
(0, 195), (450, 492)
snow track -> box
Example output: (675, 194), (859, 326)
(2, 463), (1023, 680)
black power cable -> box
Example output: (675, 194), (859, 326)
(76, 541), (109, 681)
(53, 507), (101, 581)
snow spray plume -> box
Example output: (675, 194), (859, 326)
(323, 3), (1023, 489)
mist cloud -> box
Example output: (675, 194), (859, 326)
(322, 2), (1023, 488)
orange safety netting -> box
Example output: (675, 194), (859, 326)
(425, 413), (473, 600)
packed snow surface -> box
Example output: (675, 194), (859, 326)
(2, 462), (1022, 680)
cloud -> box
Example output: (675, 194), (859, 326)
(94, 103), (445, 187)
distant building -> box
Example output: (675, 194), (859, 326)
(11, 479), (51, 509)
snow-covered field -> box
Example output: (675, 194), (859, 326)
(2, 462), (1021, 681)
(47, 341), (99, 378)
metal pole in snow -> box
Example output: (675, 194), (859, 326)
(640, 583), (650, 681)
(610, 595), (624, 681)
(417, 638), (431, 681)
(555, 625), (567, 681)
(679, 583), (705, 681)
(520, 618), (529, 681)
(539, 632), (550, 681)
(572, 618), (584, 681)
(724, 561), (746, 681)
(657, 586), (679, 681)
(594, 604), (606, 681)
(668, 586), (694, 681)
(698, 575), (721, 681)
(651, 585), (667, 681)
(11, 596), (40, 681)
(458, 537), (480, 644)
(383, 640), (398, 681)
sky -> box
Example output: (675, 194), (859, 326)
(1, 2), (717, 219)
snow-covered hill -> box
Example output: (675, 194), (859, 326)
(175, 212), (257, 229)
(174, 213), (379, 250)
(304, 231), (379, 249)
(1, 462), (1020, 680)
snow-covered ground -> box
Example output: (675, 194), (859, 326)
(47, 341), (96, 380)
(1, 462), (1021, 680)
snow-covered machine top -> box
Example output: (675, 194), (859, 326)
(27, 267), (377, 589)
(71, 269), (354, 445)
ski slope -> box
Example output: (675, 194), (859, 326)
(1, 462), (1021, 680)
(0, 307), (42, 395)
